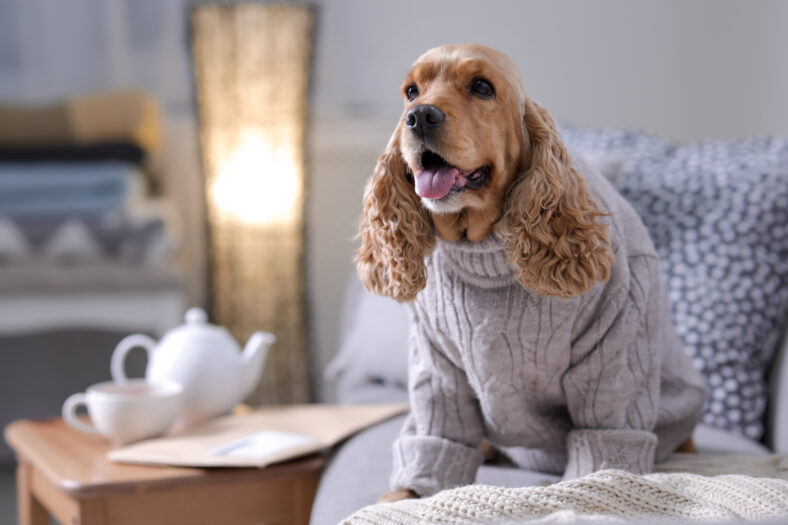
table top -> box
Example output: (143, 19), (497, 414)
(4, 418), (325, 498)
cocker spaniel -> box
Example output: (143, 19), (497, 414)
(356, 44), (706, 501)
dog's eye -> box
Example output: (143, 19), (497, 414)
(405, 84), (419, 102)
(470, 78), (495, 99)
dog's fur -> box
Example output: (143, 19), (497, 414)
(356, 43), (614, 303)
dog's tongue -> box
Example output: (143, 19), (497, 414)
(415, 166), (459, 199)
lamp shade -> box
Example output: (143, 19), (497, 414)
(191, 3), (314, 404)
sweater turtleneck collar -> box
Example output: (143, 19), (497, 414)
(435, 234), (515, 287)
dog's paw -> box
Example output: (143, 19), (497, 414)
(378, 489), (419, 503)
(480, 439), (504, 464)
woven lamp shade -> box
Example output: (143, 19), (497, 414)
(190, 4), (314, 404)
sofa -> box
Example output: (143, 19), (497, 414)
(310, 128), (788, 524)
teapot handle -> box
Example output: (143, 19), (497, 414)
(111, 334), (156, 383)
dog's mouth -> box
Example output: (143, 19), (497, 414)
(414, 149), (489, 200)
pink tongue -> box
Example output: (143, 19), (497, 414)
(415, 166), (459, 199)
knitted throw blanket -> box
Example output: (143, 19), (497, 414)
(343, 469), (788, 524)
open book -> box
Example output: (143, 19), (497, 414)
(108, 403), (408, 468)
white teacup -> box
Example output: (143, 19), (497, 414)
(62, 379), (183, 446)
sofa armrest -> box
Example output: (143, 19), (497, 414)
(766, 324), (788, 452)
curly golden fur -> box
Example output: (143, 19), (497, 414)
(356, 43), (613, 302)
(356, 121), (435, 301)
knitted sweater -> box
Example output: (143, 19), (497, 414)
(391, 157), (707, 497)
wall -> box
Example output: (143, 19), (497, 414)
(310, 0), (788, 141)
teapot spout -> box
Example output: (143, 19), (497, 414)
(240, 331), (276, 400)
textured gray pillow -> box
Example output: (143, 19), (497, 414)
(325, 275), (409, 403)
(562, 125), (788, 440)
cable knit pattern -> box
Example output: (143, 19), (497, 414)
(392, 435), (485, 497)
(346, 469), (788, 524)
(391, 157), (707, 495)
(564, 430), (657, 479)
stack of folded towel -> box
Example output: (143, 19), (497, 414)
(0, 90), (177, 265)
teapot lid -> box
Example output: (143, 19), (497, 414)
(167, 307), (237, 349)
(185, 307), (209, 325)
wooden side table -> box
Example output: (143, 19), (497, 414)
(4, 418), (325, 525)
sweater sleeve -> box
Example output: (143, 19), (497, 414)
(560, 255), (664, 479)
(391, 311), (485, 497)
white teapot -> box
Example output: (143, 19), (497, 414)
(111, 307), (275, 429)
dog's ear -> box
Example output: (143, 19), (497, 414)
(497, 97), (613, 298)
(356, 120), (435, 302)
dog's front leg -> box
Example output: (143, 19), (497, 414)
(378, 489), (420, 503)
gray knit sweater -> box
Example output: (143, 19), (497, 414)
(391, 157), (707, 497)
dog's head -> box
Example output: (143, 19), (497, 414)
(357, 44), (612, 302)
(399, 45), (527, 226)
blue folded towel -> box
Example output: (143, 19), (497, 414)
(0, 162), (142, 217)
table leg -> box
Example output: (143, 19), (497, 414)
(293, 471), (320, 525)
(16, 463), (49, 525)
(77, 500), (107, 525)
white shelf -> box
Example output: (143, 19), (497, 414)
(0, 264), (186, 337)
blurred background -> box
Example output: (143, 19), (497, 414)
(1, 0), (787, 519)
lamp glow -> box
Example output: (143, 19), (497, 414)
(211, 129), (300, 226)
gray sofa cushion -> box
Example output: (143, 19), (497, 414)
(311, 416), (404, 525)
(767, 329), (788, 452)
(326, 276), (409, 403)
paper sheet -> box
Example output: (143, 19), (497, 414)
(209, 430), (317, 459)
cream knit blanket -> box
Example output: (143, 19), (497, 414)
(343, 468), (788, 524)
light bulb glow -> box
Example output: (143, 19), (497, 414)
(211, 129), (300, 226)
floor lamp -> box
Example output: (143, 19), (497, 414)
(190, 3), (314, 404)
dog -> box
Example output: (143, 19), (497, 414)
(356, 44), (706, 501)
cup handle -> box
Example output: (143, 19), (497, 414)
(62, 393), (98, 435)
(111, 334), (156, 383)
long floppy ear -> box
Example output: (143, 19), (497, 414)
(355, 121), (435, 302)
(497, 97), (613, 299)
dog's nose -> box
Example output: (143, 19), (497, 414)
(405, 104), (445, 137)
